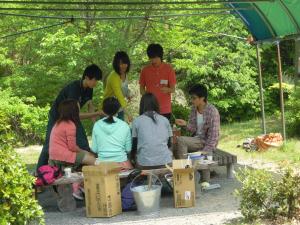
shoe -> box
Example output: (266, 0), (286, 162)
(72, 189), (84, 200)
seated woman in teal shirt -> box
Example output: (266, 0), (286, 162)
(91, 97), (133, 170)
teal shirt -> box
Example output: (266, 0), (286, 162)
(91, 117), (132, 162)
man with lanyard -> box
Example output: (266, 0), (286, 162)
(139, 43), (176, 121)
(36, 64), (103, 170)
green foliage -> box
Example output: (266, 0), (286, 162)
(0, 1), (296, 133)
(235, 168), (276, 221)
(273, 168), (300, 219)
(171, 103), (191, 136)
(286, 86), (300, 137)
(171, 102), (190, 124)
(265, 83), (294, 113)
(0, 88), (49, 146)
(145, 16), (260, 122)
(0, 145), (44, 224)
(236, 167), (300, 222)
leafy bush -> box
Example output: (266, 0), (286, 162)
(171, 103), (191, 136)
(0, 145), (44, 224)
(0, 88), (49, 146)
(286, 86), (300, 137)
(265, 82), (294, 113)
(171, 103), (190, 124)
(236, 167), (300, 222)
(235, 168), (276, 221)
(273, 168), (300, 219)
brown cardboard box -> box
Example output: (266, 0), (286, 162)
(172, 159), (195, 208)
(82, 163), (122, 217)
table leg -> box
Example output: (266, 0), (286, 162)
(194, 171), (201, 199)
(227, 163), (234, 179)
(202, 169), (210, 182)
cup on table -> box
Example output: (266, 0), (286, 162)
(95, 158), (101, 165)
(207, 155), (213, 161)
(64, 167), (72, 178)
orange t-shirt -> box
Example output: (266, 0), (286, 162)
(139, 63), (176, 114)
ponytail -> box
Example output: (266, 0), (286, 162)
(104, 115), (115, 124)
(144, 111), (157, 124)
(102, 97), (120, 124)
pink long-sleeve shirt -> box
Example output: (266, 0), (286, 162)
(49, 120), (78, 164)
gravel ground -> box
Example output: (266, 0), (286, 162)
(39, 166), (242, 225)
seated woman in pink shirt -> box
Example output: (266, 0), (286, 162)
(49, 99), (96, 170)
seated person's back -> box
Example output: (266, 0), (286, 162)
(49, 99), (96, 170)
(92, 97), (132, 165)
(132, 93), (173, 168)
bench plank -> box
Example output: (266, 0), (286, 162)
(214, 149), (237, 179)
(47, 161), (218, 187)
(213, 149), (237, 166)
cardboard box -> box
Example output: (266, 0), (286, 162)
(172, 159), (195, 208)
(82, 163), (122, 217)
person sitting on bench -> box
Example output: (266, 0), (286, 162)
(131, 93), (173, 169)
(91, 97), (133, 170)
(49, 99), (97, 200)
(49, 99), (97, 170)
(174, 84), (220, 159)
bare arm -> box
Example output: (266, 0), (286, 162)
(140, 85), (146, 95)
(160, 84), (175, 94)
(79, 101), (103, 120)
(79, 111), (102, 120)
(87, 100), (95, 113)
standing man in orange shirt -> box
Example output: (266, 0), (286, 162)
(139, 44), (176, 120)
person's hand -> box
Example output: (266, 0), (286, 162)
(127, 115), (133, 123)
(175, 119), (187, 127)
(160, 87), (170, 93)
(97, 110), (104, 116)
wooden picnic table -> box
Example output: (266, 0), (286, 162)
(51, 159), (218, 186)
(38, 160), (218, 212)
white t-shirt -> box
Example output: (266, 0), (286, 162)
(196, 112), (204, 137)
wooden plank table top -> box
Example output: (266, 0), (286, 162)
(50, 160), (218, 186)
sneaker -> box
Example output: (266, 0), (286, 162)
(72, 189), (84, 200)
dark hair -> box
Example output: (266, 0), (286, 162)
(147, 43), (163, 60)
(113, 51), (131, 75)
(57, 99), (80, 125)
(139, 93), (160, 123)
(189, 84), (208, 102)
(82, 64), (102, 80)
(103, 97), (121, 124)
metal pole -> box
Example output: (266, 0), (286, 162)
(0, 7), (254, 12)
(0, 0), (275, 5)
(256, 44), (266, 134)
(276, 41), (286, 140)
(295, 38), (300, 84)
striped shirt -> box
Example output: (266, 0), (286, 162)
(186, 103), (220, 152)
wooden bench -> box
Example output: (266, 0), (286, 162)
(36, 162), (218, 212)
(213, 148), (237, 179)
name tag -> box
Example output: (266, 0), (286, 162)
(160, 79), (168, 85)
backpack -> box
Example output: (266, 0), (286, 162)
(35, 165), (62, 186)
(121, 169), (142, 211)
